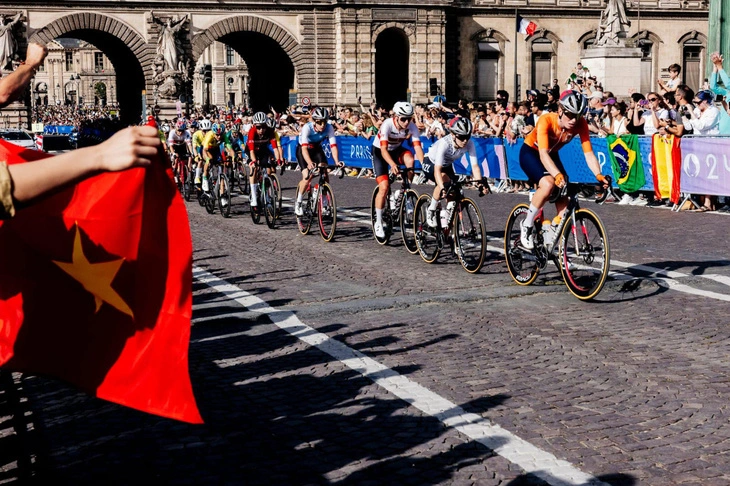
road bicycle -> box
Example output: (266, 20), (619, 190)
(170, 149), (192, 201)
(504, 175), (612, 301)
(231, 151), (250, 196)
(200, 160), (232, 218)
(250, 162), (281, 229)
(369, 167), (419, 253)
(413, 176), (488, 273)
(295, 165), (345, 242)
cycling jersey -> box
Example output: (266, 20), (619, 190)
(373, 117), (422, 151)
(202, 131), (221, 151)
(246, 126), (280, 153)
(168, 129), (191, 146)
(523, 112), (592, 154)
(192, 130), (206, 155)
(426, 134), (477, 168)
(223, 131), (246, 152)
(298, 122), (337, 148)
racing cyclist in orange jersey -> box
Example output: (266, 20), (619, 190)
(246, 112), (281, 209)
(518, 90), (609, 249)
(371, 101), (425, 239)
(294, 107), (344, 216)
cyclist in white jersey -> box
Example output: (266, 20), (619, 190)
(421, 117), (487, 227)
(168, 119), (193, 162)
(371, 101), (425, 238)
(294, 107), (344, 216)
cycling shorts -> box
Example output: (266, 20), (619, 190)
(247, 148), (274, 168)
(421, 157), (456, 184)
(519, 144), (565, 184)
(296, 144), (328, 171)
(372, 146), (410, 181)
(171, 144), (189, 158)
(205, 146), (222, 165)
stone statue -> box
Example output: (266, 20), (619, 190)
(0, 13), (22, 70)
(152, 13), (187, 73)
(595, 0), (631, 47)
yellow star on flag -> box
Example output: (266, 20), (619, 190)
(52, 224), (134, 318)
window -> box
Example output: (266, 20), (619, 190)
(65, 52), (73, 71)
(226, 46), (235, 66)
(531, 39), (553, 90)
(683, 39), (703, 91)
(639, 40), (653, 94)
(477, 41), (500, 100)
(94, 52), (104, 72)
(37, 61), (44, 72)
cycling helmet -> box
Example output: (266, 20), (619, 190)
(161, 123), (170, 133)
(311, 107), (329, 121)
(199, 119), (211, 131)
(449, 117), (473, 138)
(190, 120), (199, 129)
(211, 123), (223, 135)
(266, 117), (277, 129)
(176, 119), (187, 131)
(559, 90), (588, 117)
(252, 111), (268, 126)
(393, 101), (414, 118)
(231, 123), (241, 133)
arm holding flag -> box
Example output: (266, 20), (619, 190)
(0, 43), (47, 107)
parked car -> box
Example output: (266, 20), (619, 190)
(0, 129), (36, 150)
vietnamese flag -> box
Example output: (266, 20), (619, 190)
(0, 139), (202, 424)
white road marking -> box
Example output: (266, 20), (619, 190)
(193, 266), (608, 486)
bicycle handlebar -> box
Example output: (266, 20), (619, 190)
(594, 175), (612, 204)
(548, 174), (612, 204)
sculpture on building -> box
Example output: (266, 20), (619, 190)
(150, 13), (189, 100)
(595, 0), (631, 47)
(0, 12), (23, 71)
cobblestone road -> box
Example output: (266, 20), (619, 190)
(2, 171), (730, 485)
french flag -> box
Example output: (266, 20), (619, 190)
(517, 15), (538, 37)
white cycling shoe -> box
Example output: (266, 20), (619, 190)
(520, 221), (534, 250)
(294, 201), (304, 216)
(374, 222), (385, 239)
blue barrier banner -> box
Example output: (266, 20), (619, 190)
(43, 125), (74, 135)
(678, 137), (730, 196)
(504, 139), (527, 181)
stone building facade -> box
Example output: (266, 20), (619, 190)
(0, 1), (709, 124)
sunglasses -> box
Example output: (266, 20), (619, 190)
(648, 98), (659, 102)
(398, 117), (412, 122)
(314, 120), (326, 126)
(255, 124), (266, 129)
(562, 111), (581, 120)
(455, 134), (470, 142)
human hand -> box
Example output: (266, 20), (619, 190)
(96, 126), (161, 172)
(596, 174), (609, 189)
(25, 43), (48, 69)
(554, 173), (566, 188)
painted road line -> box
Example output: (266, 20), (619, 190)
(193, 266), (607, 486)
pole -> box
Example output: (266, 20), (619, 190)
(141, 89), (147, 123)
(514, 8), (519, 102)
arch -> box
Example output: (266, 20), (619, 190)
(191, 16), (302, 73)
(374, 27), (410, 109)
(30, 13), (149, 124)
(471, 28), (509, 101)
(678, 31), (707, 91)
(578, 30), (598, 50)
(631, 31), (662, 93)
(372, 22), (416, 45)
(527, 29), (560, 93)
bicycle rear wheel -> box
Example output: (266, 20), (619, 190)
(559, 208), (610, 300)
(270, 173), (282, 218)
(504, 203), (540, 285)
(370, 186), (392, 245)
(263, 177), (277, 229)
(318, 183), (337, 242)
(250, 181), (262, 225)
(414, 194), (441, 263)
(296, 186), (313, 235)
(183, 164), (192, 202)
(218, 174), (231, 218)
(400, 189), (419, 254)
(454, 198), (486, 273)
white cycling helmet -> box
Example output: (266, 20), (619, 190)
(265, 117), (277, 129)
(559, 90), (588, 117)
(393, 101), (414, 118)
(161, 123), (170, 133)
(311, 107), (329, 121)
(449, 117), (473, 138)
(252, 111), (268, 126)
(199, 119), (212, 131)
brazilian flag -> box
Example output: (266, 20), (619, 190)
(606, 134), (645, 193)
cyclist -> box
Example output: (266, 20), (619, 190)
(223, 123), (246, 162)
(421, 117), (487, 227)
(519, 90), (609, 249)
(266, 117), (285, 170)
(294, 107), (344, 216)
(201, 122), (224, 194)
(192, 118), (211, 185)
(168, 119), (193, 179)
(246, 112), (281, 209)
(371, 101), (425, 239)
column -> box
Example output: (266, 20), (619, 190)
(707, 0), (730, 77)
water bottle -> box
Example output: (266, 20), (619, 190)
(393, 189), (403, 209)
(405, 196), (414, 217)
(389, 193), (396, 210)
(311, 183), (319, 202)
(440, 208), (448, 228)
(542, 220), (556, 245)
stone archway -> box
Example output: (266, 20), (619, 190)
(30, 13), (150, 124)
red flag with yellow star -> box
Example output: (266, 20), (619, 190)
(0, 139), (202, 424)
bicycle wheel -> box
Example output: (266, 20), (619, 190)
(400, 189), (419, 254)
(504, 203), (540, 285)
(250, 181), (262, 225)
(239, 162), (250, 196)
(414, 194), (441, 264)
(218, 174), (231, 218)
(270, 174), (282, 219)
(370, 186), (392, 245)
(296, 185), (313, 235)
(558, 208), (610, 301)
(454, 198), (487, 273)
(183, 165), (192, 202)
(318, 183), (337, 242)
(263, 177), (277, 229)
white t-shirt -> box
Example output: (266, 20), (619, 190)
(642, 109), (669, 136)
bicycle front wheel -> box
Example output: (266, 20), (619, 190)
(454, 198), (486, 273)
(370, 186), (392, 245)
(218, 174), (231, 218)
(296, 185), (313, 235)
(238, 163), (250, 195)
(504, 203), (540, 286)
(559, 208), (610, 301)
(318, 183), (337, 242)
(400, 189), (419, 254)
(270, 174), (282, 219)
(414, 194), (441, 264)
(250, 182), (262, 225)
(263, 177), (277, 229)
(183, 165), (192, 202)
